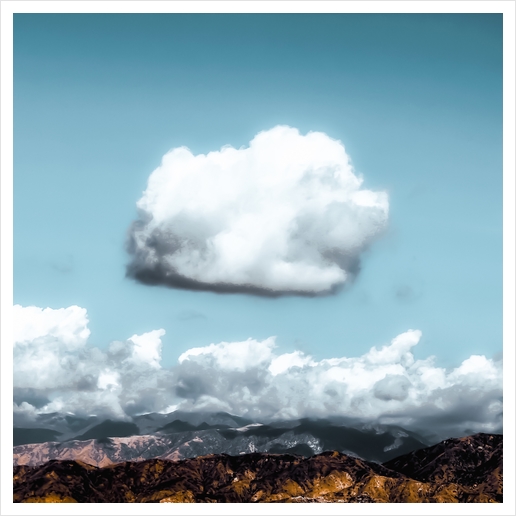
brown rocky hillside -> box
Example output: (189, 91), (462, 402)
(13, 433), (502, 503)
(384, 433), (502, 502)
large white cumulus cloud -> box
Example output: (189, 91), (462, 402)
(126, 126), (389, 295)
(13, 305), (502, 442)
(14, 305), (91, 390)
(14, 304), (90, 347)
(174, 330), (502, 441)
(13, 305), (169, 419)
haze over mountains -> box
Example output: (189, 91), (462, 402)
(14, 409), (485, 468)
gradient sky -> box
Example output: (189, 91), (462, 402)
(14, 13), (502, 369)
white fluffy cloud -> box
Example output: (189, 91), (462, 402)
(13, 304), (90, 347)
(13, 305), (502, 441)
(13, 305), (91, 390)
(128, 329), (165, 369)
(13, 305), (166, 417)
(178, 337), (275, 372)
(126, 126), (389, 295)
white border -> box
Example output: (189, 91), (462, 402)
(1, 0), (515, 14)
(1, 2), (514, 515)
(501, 1), (516, 514)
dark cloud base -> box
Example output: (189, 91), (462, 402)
(14, 388), (50, 410)
(125, 260), (354, 298)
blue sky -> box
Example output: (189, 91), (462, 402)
(14, 13), (502, 371)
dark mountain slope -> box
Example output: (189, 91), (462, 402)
(73, 420), (140, 441)
(13, 428), (62, 447)
(383, 433), (503, 502)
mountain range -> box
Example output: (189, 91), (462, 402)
(13, 433), (502, 503)
(14, 411), (432, 466)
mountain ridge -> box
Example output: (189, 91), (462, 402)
(13, 412), (433, 466)
(13, 433), (503, 503)
(13, 423), (429, 467)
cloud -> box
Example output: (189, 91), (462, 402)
(13, 305), (91, 391)
(13, 305), (502, 442)
(13, 305), (168, 419)
(13, 304), (90, 347)
(178, 337), (275, 372)
(126, 126), (389, 296)
(128, 329), (165, 369)
(373, 375), (412, 401)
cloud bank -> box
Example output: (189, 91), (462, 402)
(126, 126), (389, 296)
(13, 305), (502, 442)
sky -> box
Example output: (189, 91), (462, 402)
(11, 13), (505, 436)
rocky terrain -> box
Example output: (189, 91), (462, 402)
(384, 432), (503, 500)
(13, 433), (502, 503)
(14, 411), (430, 466)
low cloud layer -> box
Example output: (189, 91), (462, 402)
(126, 126), (389, 296)
(14, 305), (502, 442)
